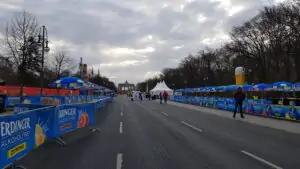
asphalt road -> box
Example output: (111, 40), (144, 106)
(17, 96), (300, 169)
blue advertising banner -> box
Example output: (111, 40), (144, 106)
(95, 100), (104, 110)
(68, 96), (77, 104)
(0, 96), (108, 168)
(0, 112), (35, 169)
(22, 96), (42, 104)
(6, 97), (20, 108)
(174, 96), (300, 122)
(40, 97), (55, 105)
(285, 107), (300, 120)
(62, 96), (71, 104)
(34, 107), (56, 148)
(269, 106), (285, 118)
(13, 104), (52, 114)
(226, 103), (236, 112)
(53, 103), (95, 137)
(50, 96), (66, 105)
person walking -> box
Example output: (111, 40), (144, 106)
(139, 92), (143, 101)
(233, 87), (245, 118)
(163, 91), (168, 103)
(159, 92), (163, 104)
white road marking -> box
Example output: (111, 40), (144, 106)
(119, 122), (123, 134)
(161, 112), (169, 116)
(121, 112), (123, 116)
(116, 153), (123, 169)
(181, 121), (203, 132)
(241, 150), (283, 169)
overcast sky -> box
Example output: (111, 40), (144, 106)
(0, 0), (286, 85)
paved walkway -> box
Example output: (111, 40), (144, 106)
(167, 101), (300, 135)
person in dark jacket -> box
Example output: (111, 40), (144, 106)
(159, 92), (163, 104)
(233, 87), (245, 118)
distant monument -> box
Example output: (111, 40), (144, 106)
(118, 80), (135, 93)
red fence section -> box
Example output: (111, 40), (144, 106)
(0, 86), (79, 96)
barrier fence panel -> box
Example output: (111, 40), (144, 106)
(13, 104), (53, 114)
(0, 106), (56, 169)
(0, 96), (113, 169)
(0, 111), (36, 169)
(173, 96), (300, 122)
(53, 103), (95, 137)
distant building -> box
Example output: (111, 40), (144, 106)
(118, 80), (135, 94)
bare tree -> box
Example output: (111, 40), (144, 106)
(51, 48), (76, 78)
(3, 11), (41, 85)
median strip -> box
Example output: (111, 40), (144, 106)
(161, 112), (169, 116)
(116, 153), (123, 169)
(119, 122), (123, 134)
(241, 150), (282, 169)
(181, 121), (203, 132)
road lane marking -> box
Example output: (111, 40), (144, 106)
(161, 112), (169, 116)
(116, 153), (123, 169)
(121, 112), (123, 116)
(241, 150), (283, 169)
(119, 122), (123, 134)
(181, 121), (203, 132)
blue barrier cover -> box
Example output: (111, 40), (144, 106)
(6, 97), (20, 108)
(0, 111), (35, 168)
(95, 100), (104, 109)
(34, 107), (56, 147)
(227, 103), (235, 112)
(22, 96), (41, 104)
(13, 104), (52, 114)
(53, 103), (95, 137)
(0, 106), (56, 168)
(174, 96), (300, 121)
(0, 96), (111, 168)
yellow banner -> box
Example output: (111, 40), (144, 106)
(7, 142), (26, 158)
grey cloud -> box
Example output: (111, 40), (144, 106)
(0, 0), (278, 84)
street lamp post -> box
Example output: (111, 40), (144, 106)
(37, 25), (50, 96)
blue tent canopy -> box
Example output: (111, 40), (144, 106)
(225, 85), (239, 92)
(50, 77), (87, 89)
(294, 82), (300, 91)
(271, 81), (293, 91)
(216, 86), (226, 92)
(253, 83), (271, 91)
(50, 77), (106, 90)
(242, 84), (254, 91)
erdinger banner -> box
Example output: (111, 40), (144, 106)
(0, 106), (55, 169)
(0, 97), (110, 168)
(53, 103), (95, 137)
(0, 112), (35, 169)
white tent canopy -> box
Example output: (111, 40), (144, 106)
(151, 82), (161, 91)
(150, 81), (173, 95)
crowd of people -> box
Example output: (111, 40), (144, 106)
(127, 90), (169, 104)
(125, 88), (246, 118)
